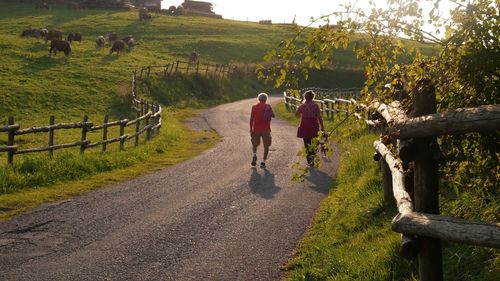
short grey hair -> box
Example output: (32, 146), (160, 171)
(258, 93), (268, 101)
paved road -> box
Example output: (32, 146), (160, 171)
(0, 97), (339, 281)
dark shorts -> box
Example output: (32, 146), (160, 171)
(251, 131), (272, 147)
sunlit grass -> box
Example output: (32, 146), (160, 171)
(275, 102), (499, 281)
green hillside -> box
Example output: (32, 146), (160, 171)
(0, 2), (298, 124)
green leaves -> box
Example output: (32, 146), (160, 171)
(263, 0), (498, 222)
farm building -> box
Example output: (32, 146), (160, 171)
(133, 0), (161, 10)
(181, 0), (222, 18)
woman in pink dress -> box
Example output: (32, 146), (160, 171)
(295, 90), (325, 166)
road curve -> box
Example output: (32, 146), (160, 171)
(0, 97), (339, 281)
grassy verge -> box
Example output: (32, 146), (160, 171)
(0, 108), (218, 220)
(274, 102), (499, 281)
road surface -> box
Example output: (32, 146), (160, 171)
(0, 97), (339, 280)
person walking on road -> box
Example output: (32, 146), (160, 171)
(295, 90), (324, 166)
(250, 93), (274, 168)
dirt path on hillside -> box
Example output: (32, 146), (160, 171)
(0, 97), (340, 281)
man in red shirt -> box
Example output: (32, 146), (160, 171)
(250, 93), (274, 168)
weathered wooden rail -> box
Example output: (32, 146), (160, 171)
(138, 60), (233, 79)
(0, 70), (162, 164)
(284, 85), (500, 281)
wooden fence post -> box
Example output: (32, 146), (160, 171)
(80, 115), (88, 154)
(205, 64), (209, 75)
(48, 115), (55, 157)
(186, 62), (190, 74)
(175, 60), (180, 74)
(7, 117), (15, 164)
(412, 79), (443, 281)
(147, 65), (151, 77)
(145, 103), (151, 140)
(102, 115), (109, 152)
(399, 141), (418, 260)
(332, 101), (336, 121)
(132, 71), (137, 96)
(380, 159), (394, 208)
(156, 104), (161, 135)
(135, 109), (140, 147)
(169, 63), (174, 75)
(196, 62), (200, 74)
(163, 63), (170, 77)
(119, 120), (125, 151)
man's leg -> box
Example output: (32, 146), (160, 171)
(251, 133), (260, 166)
(260, 132), (272, 168)
(263, 145), (269, 161)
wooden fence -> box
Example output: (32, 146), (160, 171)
(283, 90), (358, 121)
(284, 86), (500, 281)
(137, 60), (233, 79)
(0, 71), (162, 165)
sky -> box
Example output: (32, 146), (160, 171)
(161, 0), (459, 27)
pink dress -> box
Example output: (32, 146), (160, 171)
(297, 101), (321, 138)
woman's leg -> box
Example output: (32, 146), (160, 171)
(303, 138), (315, 165)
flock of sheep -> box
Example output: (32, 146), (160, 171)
(21, 28), (137, 57)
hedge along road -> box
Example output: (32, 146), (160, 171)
(0, 97), (339, 281)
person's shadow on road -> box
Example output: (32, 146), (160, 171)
(248, 168), (281, 199)
(303, 167), (332, 195)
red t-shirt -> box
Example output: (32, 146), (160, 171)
(251, 102), (272, 132)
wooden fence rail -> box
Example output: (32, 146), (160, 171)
(284, 86), (500, 281)
(0, 69), (162, 164)
(138, 60), (233, 79)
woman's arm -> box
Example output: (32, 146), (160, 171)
(295, 105), (302, 117)
(316, 104), (324, 131)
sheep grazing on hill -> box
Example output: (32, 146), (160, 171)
(122, 35), (133, 44)
(74, 33), (82, 42)
(49, 40), (71, 57)
(21, 28), (48, 39)
(109, 40), (126, 55)
(108, 32), (118, 44)
(45, 29), (62, 43)
(67, 32), (82, 43)
(127, 38), (136, 52)
(189, 52), (199, 64)
(22, 28), (39, 38)
(39, 28), (48, 38)
(95, 36), (105, 50)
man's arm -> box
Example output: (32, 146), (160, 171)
(250, 109), (254, 134)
